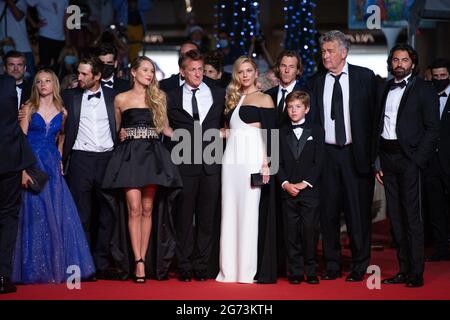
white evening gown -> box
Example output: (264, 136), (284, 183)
(216, 95), (266, 283)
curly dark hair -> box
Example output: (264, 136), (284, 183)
(387, 43), (419, 76)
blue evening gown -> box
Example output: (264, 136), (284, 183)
(12, 111), (95, 284)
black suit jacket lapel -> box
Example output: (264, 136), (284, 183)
(317, 73), (326, 125)
(296, 128), (311, 159)
(378, 80), (392, 136)
(285, 128), (298, 160)
(442, 95), (450, 122)
(396, 76), (416, 121)
(203, 84), (220, 124)
(348, 64), (358, 115)
(172, 86), (193, 120)
(73, 91), (83, 140)
(102, 87), (116, 140)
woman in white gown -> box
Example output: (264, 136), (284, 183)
(216, 56), (277, 284)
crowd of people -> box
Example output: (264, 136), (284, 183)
(0, 25), (449, 295)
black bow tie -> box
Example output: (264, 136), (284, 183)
(102, 80), (113, 87)
(438, 92), (447, 98)
(292, 123), (305, 129)
(16, 83), (23, 89)
(88, 92), (101, 100)
(390, 80), (407, 90)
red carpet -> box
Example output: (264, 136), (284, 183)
(1, 221), (449, 300)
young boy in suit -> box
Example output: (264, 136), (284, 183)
(277, 90), (324, 284)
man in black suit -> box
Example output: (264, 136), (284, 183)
(265, 50), (309, 127)
(159, 41), (200, 93)
(62, 55), (123, 280)
(0, 75), (36, 294)
(167, 50), (225, 282)
(423, 58), (450, 262)
(278, 91), (324, 285)
(3, 50), (32, 108)
(95, 43), (131, 94)
(375, 44), (440, 287)
(310, 30), (377, 282)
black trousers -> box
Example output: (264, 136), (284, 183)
(175, 171), (220, 273)
(66, 150), (118, 271)
(320, 144), (373, 274)
(282, 196), (320, 276)
(0, 172), (21, 277)
(380, 146), (424, 276)
(423, 153), (450, 255)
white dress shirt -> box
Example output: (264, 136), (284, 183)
(382, 74), (412, 140)
(281, 118), (313, 190)
(277, 80), (297, 111)
(101, 77), (114, 89)
(16, 82), (23, 109)
(73, 87), (114, 152)
(323, 62), (352, 145)
(438, 85), (450, 119)
(179, 74), (185, 87)
(182, 82), (213, 124)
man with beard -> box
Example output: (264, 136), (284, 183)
(62, 55), (124, 280)
(374, 44), (440, 287)
(423, 58), (450, 262)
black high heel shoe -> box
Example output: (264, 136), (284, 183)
(134, 258), (146, 284)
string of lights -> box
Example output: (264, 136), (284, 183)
(283, 0), (318, 77)
(215, 0), (261, 54)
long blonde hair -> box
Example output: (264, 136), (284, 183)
(224, 56), (258, 114)
(131, 56), (167, 133)
(27, 69), (64, 114)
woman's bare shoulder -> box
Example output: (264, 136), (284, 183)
(255, 92), (275, 109)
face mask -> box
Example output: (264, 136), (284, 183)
(64, 55), (77, 65)
(432, 78), (450, 92)
(2, 45), (14, 55)
(218, 39), (228, 49)
(102, 64), (116, 80)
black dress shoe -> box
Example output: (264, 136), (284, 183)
(321, 270), (342, 280)
(178, 272), (192, 282)
(345, 271), (364, 282)
(288, 275), (304, 284)
(406, 275), (424, 288)
(0, 276), (17, 294)
(306, 275), (320, 284)
(382, 273), (407, 284)
(194, 270), (208, 281)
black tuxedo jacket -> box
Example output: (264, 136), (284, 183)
(166, 82), (225, 176)
(278, 123), (324, 199)
(0, 75), (35, 174)
(437, 94), (450, 174)
(375, 76), (440, 169)
(61, 85), (117, 170)
(20, 80), (32, 107)
(160, 74), (182, 93)
(310, 64), (377, 174)
(265, 81), (312, 127)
